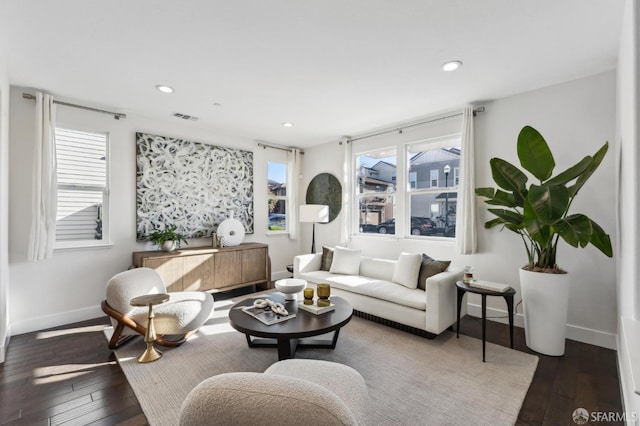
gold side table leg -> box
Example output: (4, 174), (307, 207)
(138, 303), (162, 363)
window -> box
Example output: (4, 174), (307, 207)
(267, 161), (288, 232)
(430, 169), (438, 187)
(356, 149), (397, 235)
(407, 138), (460, 238)
(55, 128), (109, 246)
(351, 112), (465, 240)
(409, 172), (417, 189)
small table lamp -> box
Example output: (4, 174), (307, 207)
(299, 204), (329, 253)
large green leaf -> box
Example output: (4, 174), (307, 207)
(554, 214), (592, 248)
(522, 197), (551, 247)
(517, 126), (555, 181)
(545, 156), (592, 186)
(475, 187), (495, 198)
(487, 208), (523, 226)
(589, 219), (613, 257)
(484, 190), (518, 207)
(569, 142), (608, 197)
(484, 217), (506, 229)
(490, 158), (528, 205)
(527, 184), (570, 224)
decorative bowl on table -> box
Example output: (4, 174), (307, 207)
(275, 278), (307, 301)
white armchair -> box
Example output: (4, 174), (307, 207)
(101, 267), (214, 349)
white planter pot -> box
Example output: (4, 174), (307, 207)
(519, 268), (570, 356)
(161, 241), (177, 252)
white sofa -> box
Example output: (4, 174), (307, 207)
(294, 251), (465, 336)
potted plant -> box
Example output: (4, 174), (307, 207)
(475, 125), (612, 356)
(148, 224), (188, 252)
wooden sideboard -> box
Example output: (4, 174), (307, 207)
(132, 243), (271, 293)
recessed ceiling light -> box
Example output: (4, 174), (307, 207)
(442, 61), (463, 72)
(282, 122), (294, 128)
(155, 85), (174, 94)
(213, 102), (221, 107)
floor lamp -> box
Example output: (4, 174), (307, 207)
(299, 204), (329, 253)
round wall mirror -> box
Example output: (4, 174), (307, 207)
(306, 173), (342, 223)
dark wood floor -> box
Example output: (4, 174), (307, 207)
(0, 293), (623, 425)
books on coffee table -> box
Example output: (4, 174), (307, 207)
(241, 305), (296, 325)
(297, 302), (336, 315)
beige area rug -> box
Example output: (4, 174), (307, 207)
(113, 295), (538, 426)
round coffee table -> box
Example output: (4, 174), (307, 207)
(228, 294), (353, 360)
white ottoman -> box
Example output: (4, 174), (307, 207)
(179, 359), (369, 425)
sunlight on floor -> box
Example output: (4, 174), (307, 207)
(32, 361), (114, 385)
(36, 324), (107, 340)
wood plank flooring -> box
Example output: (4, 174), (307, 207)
(0, 292), (623, 425)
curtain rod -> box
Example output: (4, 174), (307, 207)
(22, 93), (127, 120)
(345, 107), (485, 143)
(257, 142), (304, 154)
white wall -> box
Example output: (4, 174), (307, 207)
(304, 71), (618, 349)
(616, 0), (640, 417)
(0, 45), (10, 362)
(8, 88), (301, 335)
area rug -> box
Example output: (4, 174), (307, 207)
(113, 295), (538, 426)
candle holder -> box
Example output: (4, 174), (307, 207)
(317, 283), (331, 307)
(303, 287), (314, 305)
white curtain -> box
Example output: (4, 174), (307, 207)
(340, 137), (352, 245)
(28, 92), (57, 261)
(287, 148), (301, 240)
(455, 106), (477, 254)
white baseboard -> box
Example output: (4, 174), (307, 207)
(466, 302), (616, 350)
(10, 306), (104, 336)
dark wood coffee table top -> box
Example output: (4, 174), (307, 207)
(228, 293), (353, 339)
(228, 293), (353, 360)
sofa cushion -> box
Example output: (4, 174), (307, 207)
(326, 275), (426, 310)
(299, 271), (426, 311)
(359, 257), (396, 282)
(320, 246), (335, 271)
(330, 247), (362, 275)
(392, 253), (422, 289)
(417, 254), (451, 290)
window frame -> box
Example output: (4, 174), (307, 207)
(352, 132), (462, 241)
(54, 126), (111, 250)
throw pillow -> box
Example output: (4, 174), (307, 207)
(329, 247), (362, 275)
(392, 252), (423, 289)
(320, 246), (335, 271)
(417, 254), (451, 290)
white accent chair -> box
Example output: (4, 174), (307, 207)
(101, 267), (214, 349)
(179, 359), (370, 426)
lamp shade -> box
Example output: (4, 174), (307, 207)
(299, 204), (329, 223)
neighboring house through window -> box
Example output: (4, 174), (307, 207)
(354, 134), (461, 239)
(267, 161), (288, 232)
(356, 150), (397, 234)
(55, 127), (109, 247)
(351, 110), (466, 239)
(407, 138), (461, 237)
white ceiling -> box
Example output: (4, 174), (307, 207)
(0, 0), (625, 148)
